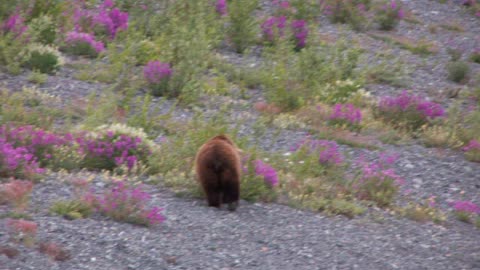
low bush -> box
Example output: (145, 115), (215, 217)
(143, 60), (173, 97)
(64, 31), (105, 58)
(322, 0), (370, 31)
(327, 103), (362, 131)
(373, 90), (445, 131)
(50, 200), (92, 220)
(27, 15), (56, 44)
(470, 50), (480, 63)
(0, 180), (34, 211)
(226, 0), (258, 53)
(83, 181), (165, 226)
(375, 0), (404, 30)
(447, 61), (470, 83)
(6, 219), (37, 247)
(21, 44), (64, 74)
(463, 139), (480, 162)
(451, 200), (480, 223)
(351, 153), (403, 207)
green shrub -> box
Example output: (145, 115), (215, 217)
(400, 198), (446, 224)
(27, 71), (48, 85)
(289, 0), (321, 20)
(27, 15), (57, 45)
(447, 61), (470, 83)
(351, 155), (403, 207)
(470, 51), (480, 64)
(0, 34), (24, 74)
(148, 0), (220, 102)
(0, 88), (62, 129)
(240, 155), (278, 203)
(323, 0), (370, 31)
(21, 44), (64, 74)
(226, 0), (258, 53)
(374, 0), (404, 31)
(50, 200), (92, 220)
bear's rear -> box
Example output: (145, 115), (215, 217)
(195, 135), (241, 211)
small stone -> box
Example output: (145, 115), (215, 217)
(405, 163), (415, 169)
(412, 178), (423, 185)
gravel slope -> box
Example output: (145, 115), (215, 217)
(1, 176), (479, 270)
(1, 0), (480, 269)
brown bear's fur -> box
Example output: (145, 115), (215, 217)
(194, 135), (241, 211)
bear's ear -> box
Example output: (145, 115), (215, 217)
(212, 134), (234, 145)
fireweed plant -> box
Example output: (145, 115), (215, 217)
(375, 0), (404, 30)
(327, 103), (362, 131)
(290, 137), (345, 178)
(374, 90), (445, 131)
(0, 137), (44, 180)
(1, 179), (34, 211)
(0, 124), (155, 174)
(0, 125), (70, 167)
(254, 159), (279, 187)
(83, 181), (165, 226)
(240, 156), (279, 202)
(216, 0), (227, 16)
(451, 200), (480, 223)
(261, 16), (308, 49)
(321, 0), (370, 31)
(64, 31), (105, 57)
(351, 153), (404, 207)
(1, 13), (28, 38)
(463, 139), (480, 162)
(143, 60), (173, 97)
(72, 0), (128, 40)
(6, 219), (38, 247)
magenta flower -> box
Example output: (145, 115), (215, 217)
(143, 61), (173, 84)
(292, 137), (344, 166)
(261, 16), (287, 42)
(254, 160), (279, 186)
(463, 139), (480, 152)
(216, 0), (227, 16)
(86, 181), (165, 226)
(2, 13), (28, 37)
(65, 31), (105, 53)
(377, 91), (445, 129)
(329, 103), (362, 125)
(291, 19), (308, 49)
(390, 0), (397, 10)
(451, 201), (480, 214)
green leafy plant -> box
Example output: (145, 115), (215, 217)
(447, 61), (470, 83)
(400, 196), (446, 224)
(351, 153), (403, 207)
(323, 0), (371, 31)
(27, 15), (57, 45)
(21, 44), (64, 74)
(50, 200), (92, 220)
(470, 50), (480, 64)
(0, 88), (62, 129)
(288, 0), (321, 20)
(27, 71), (48, 85)
(0, 34), (24, 74)
(373, 90), (445, 131)
(374, 0), (404, 30)
(226, 0), (258, 53)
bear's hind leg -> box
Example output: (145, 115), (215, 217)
(201, 170), (222, 208)
(221, 170), (240, 211)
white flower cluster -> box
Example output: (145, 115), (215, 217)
(94, 123), (157, 150)
(21, 43), (65, 67)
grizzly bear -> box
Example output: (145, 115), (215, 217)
(195, 135), (241, 211)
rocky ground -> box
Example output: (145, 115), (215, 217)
(1, 0), (480, 269)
